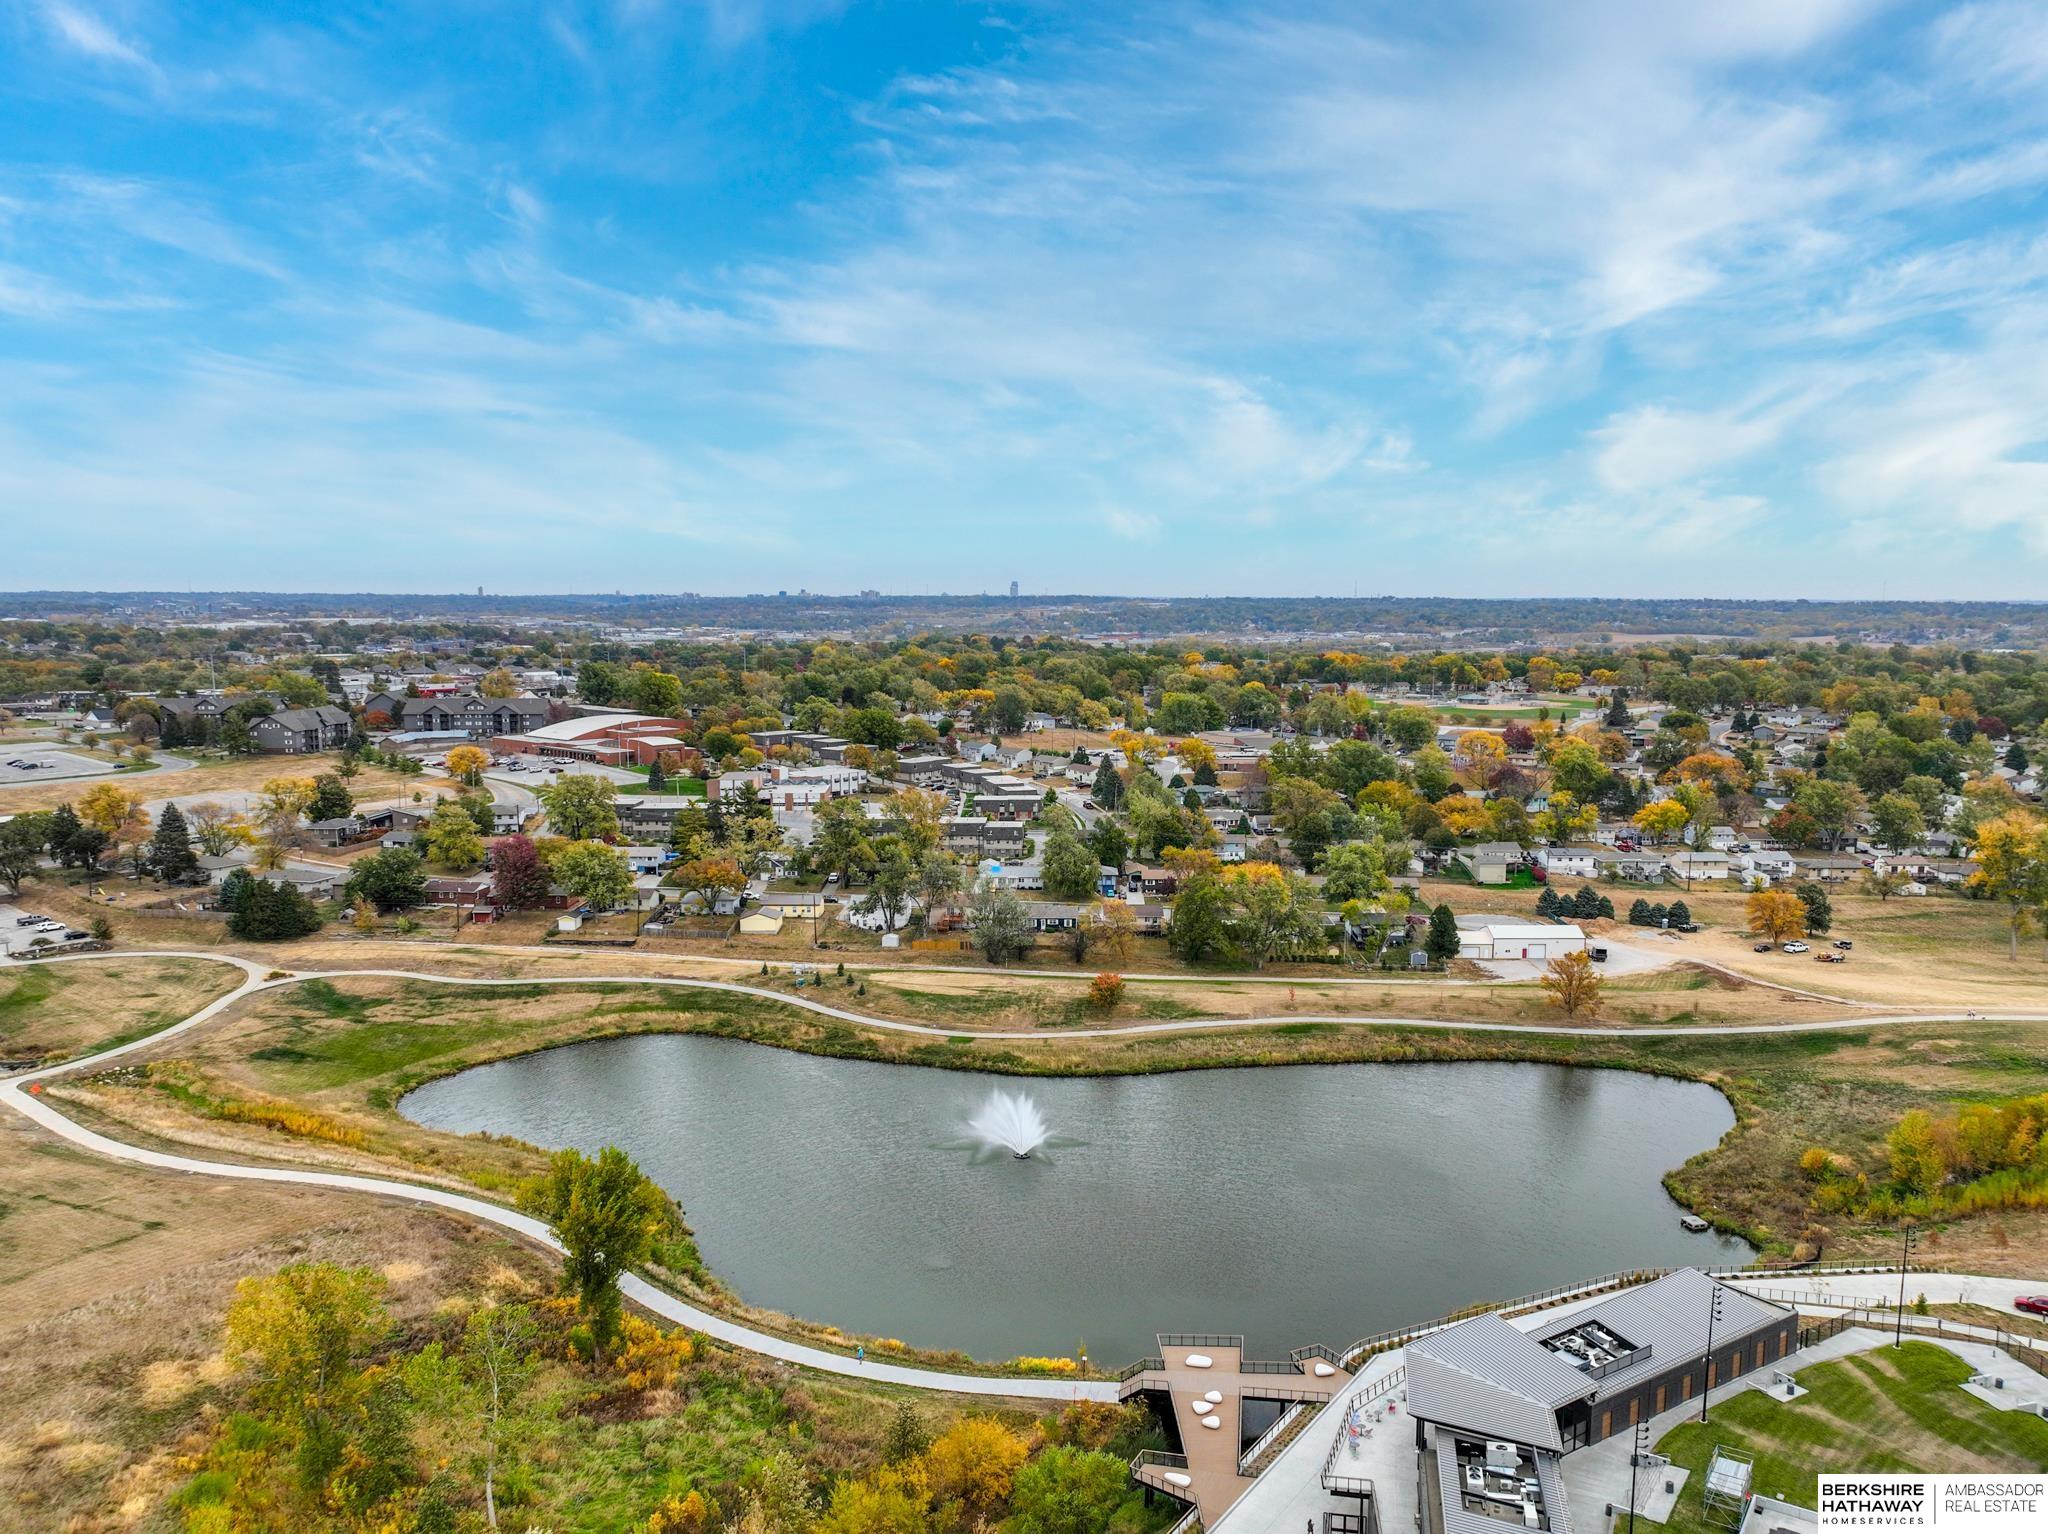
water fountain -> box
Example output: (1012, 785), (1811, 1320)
(966, 1089), (1051, 1159)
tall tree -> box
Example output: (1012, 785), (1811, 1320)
(147, 803), (201, 884)
(540, 774), (620, 841)
(492, 834), (549, 910)
(517, 1146), (672, 1349)
(1424, 902), (1461, 962)
(344, 848), (428, 913)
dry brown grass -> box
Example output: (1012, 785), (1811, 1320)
(0, 1106), (562, 1532)
(0, 752), (423, 814)
(0, 955), (242, 1065)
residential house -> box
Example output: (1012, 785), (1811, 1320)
(1019, 900), (1088, 932)
(305, 816), (365, 849)
(1610, 852), (1668, 882)
(1794, 854), (1868, 883)
(1456, 841), (1524, 885)
(1534, 845), (1600, 880)
(1663, 850), (1732, 884)
(1126, 864), (1179, 899)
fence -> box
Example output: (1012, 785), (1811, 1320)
(1779, 1295), (2048, 1375)
(1321, 1365), (1406, 1496)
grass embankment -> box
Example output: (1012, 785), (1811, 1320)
(1653, 1342), (2048, 1534)
(0, 1109), (1085, 1534)
(0, 955), (242, 1065)
(45, 967), (2048, 1304)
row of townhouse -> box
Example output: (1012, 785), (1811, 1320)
(1532, 842), (1977, 888)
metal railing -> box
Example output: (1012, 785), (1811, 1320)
(1335, 1261), (1927, 1368)
(1785, 1298), (2048, 1376)
(1130, 1449), (1195, 1501)
(1321, 1365), (1406, 1494)
(1166, 1507), (1203, 1534)
(1159, 1332), (1245, 1349)
(1117, 1354), (1166, 1383)
(1238, 1401), (1311, 1477)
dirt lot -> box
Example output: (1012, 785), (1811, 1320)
(0, 752), (426, 815)
(1413, 876), (2048, 1012)
(0, 956), (242, 1065)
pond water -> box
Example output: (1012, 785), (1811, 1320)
(400, 1036), (1751, 1365)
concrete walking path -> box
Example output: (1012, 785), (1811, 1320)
(7, 949), (2046, 1402)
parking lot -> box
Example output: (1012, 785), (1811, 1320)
(0, 901), (83, 955)
(0, 749), (121, 786)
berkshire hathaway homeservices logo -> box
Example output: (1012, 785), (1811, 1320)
(1819, 1475), (2048, 1532)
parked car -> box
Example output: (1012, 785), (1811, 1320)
(1833, 939), (1853, 950)
(2015, 1296), (2048, 1317)
(15, 913), (45, 926)
(1752, 941), (1773, 952)
(1783, 940), (1810, 954)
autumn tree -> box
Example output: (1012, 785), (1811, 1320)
(674, 855), (746, 912)
(224, 1262), (391, 1491)
(1968, 811), (2048, 959)
(1746, 888), (1807, 943)
(446, 744), (490, 784)
(405, 1301), (539, 1531)
(1540, 949), (1603, 1018)
(518, 1146), (674, 1349)
(492, 833), (550, 909)
(924, 1416), (1030, 1525)
(423, 798), (486, 870)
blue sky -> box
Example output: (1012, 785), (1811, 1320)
(4, 1), (2047, 598)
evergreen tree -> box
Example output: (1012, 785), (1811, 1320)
(1795, 881), (1833, 935)
(147, 803), (201, 884)
(228, 877), (324, 940)
(1667, 899), (1691, 927)
(1090, 756), (1125, 809)
(158, 709), (185, 749)
(1595, 894), (1614, 919)
(1605, 691), (1631, 728)
(2007, 740), (2029, 772)
(1536, 886), (1561, 918)
(45, 802), (85, 864)
(645, 756), (668, 793)
(1424, 902), (1460, 962)
(1572, 886), (1602, 919)
(1193, 760), (1219, 786)
(1648, 902), (1668, 925)
(1628, 897), (1652, 925)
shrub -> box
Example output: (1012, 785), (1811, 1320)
(1087, 972), (1125, 1011)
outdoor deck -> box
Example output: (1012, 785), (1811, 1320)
(1121, 1333), (1353, 1525)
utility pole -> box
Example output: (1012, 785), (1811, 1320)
(1894, 1223), (1919, 1347)
(1699, 1284), (1725, 1423)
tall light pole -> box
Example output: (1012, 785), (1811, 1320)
(1895, 1223), (1919, 1348)
(1699, 1285), (1725, 1424)
(1628, 1421), (1651, 1534)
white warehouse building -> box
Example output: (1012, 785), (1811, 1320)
(1455, 914), (1587, 961)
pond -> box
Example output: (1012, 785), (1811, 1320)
(400, 1036), (1751, 1365)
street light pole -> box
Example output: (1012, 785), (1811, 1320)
(1699, 1285), (1725, 1424)
(1895, 1224), (1919, 1348)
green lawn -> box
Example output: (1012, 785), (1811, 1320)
(1653, 1342), (2048, 1534)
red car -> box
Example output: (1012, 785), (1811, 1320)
(2015, 1296), (2048, 1317)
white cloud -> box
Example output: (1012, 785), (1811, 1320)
(38, 1), (157, 75)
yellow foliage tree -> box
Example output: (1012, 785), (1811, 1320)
(76, 781), (145, 838)
(1539, 949), (1603, 1018)
(1631, 799), (1691, 844)
(446, 745), (489, 782)
(1746, 888), (1807, 943)
(922, 1416), (1028, 1524)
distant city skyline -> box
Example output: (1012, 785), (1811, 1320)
(5, 2), (2047, 597)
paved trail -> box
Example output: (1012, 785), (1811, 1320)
(6, 948), (2045, 1399)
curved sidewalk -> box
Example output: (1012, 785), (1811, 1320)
(7, 949), (2046, 1400)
